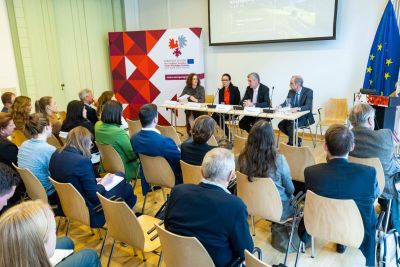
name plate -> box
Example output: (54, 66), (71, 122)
(244, 107), (261, 115)
(185, 102), (203, 109)
(215, 104), (232, 112)
(164, 100), (179, 106)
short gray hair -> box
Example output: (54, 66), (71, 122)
(78, 88), (92, 101)
(247, 72), (260, 82)
(292, 75), (303, 86)
(202, 148), (235, 182)
(349, 103), (375, 127)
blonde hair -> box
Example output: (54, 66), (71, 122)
(59, 126), (92, 158)
(0, 200), (54, 267)
(11, 96), (31, 131)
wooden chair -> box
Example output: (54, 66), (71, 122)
(303, 190), (364, 259)
(10, 129), (27, 147)
(58, 111), (67, 121)
(316, 98), (348, 140)
(96, 142), (125, 174)
(233, 135), (247, 156)
(245, 250), (271, 267)
(279, 143), (315, 183)
(139, 154), (176, 213)
(47, 134), (62, 148)
(348, 156), (385, 195)
(155, 224), (215, 267)
(207, 134), (218, 146)
(13, 164), (48, 203)
(127, 119), (142, 137)
(49, 178), (107, 257)
(96, 193), (161, 266)
(157, 125), (181, 146)
(180, 160), (202, 184)
(205, 95), (215, 104)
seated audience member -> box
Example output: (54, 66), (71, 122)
(277, 75), (314, 146)
(164, 148), (254, 266)
(239, 120), (295, 221)
(0, 163), (20, 213)
(303, 124), (379, 266)
(131, 104), (182, 195)
(17, 113), (58, 204)
(239, 72), (270, 132)
(95, 100), (139, 182)
(212, 73), (241, 138)
(349, 103), (400, 229)
(1, 92), (16, 113)
(179, 73), (205, 135)
(35, 96), (62, 137)
(79, 88), (98, 124)
(0, 200), (100, 267)
(49, 126), (136, 228)
(61, 100), (94, 135)
(96, 91), (114, 118)
(11, 96), (32, 131)
(181, 115), (217, 166)
(0, 112), (18, 167)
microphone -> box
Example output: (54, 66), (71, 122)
(263, 86), (275, 113)
(208, 88), (220, 108)
(270, 86), (275, 108)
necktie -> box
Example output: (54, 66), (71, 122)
(294, 93), (299, 107)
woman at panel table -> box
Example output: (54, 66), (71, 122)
(179, 73), (205, 136)
(212, 73), (241, 138)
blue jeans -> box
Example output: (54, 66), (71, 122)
(55, 237), (100, 267)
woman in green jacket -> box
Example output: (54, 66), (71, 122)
(95, 100), (139, 181)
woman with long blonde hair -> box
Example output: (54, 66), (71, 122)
(0, 200), (100, 267)
(11, 96), (32, 131)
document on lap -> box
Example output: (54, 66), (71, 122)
(102, 174), (124, 191)
(49, 249), (73, 266)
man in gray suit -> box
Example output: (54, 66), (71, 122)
(349, 103), (400, 228)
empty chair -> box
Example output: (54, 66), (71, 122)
(157, 125), (181, 146)
(155, 223), (215, 267)
(180, 160), (202, 184)
(245, 250), (271, 267)
(10, 129), (27, 147)
(233, 135), (247, 156)
(14, 164), (48, 202)
(316, 98), (348, 140)
(96, 193), (161, 266)
(348, 156), (385, 195)
(127, 119), (142, 137)
(279, 143), (315, 183)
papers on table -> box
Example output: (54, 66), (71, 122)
(215, 104), (232, 112)
(164, 100), (179, 106)
(186, 102), (202, 109)
(49, 249), (73, 266)
(91, 152), (101, 164)
(178, 94), (190, 103)
(243, 107), (261, 115)
(102, 174), (124, 191)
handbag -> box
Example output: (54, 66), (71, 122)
(271, 222), (302, 253)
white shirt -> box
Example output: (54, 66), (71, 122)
(141, 127), (161, 134)
(201, 178), (231, 194)
(252, 84), (260, 104)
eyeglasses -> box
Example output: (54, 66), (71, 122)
(221, 79), (229, 82)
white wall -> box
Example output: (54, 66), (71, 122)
(0, 0), (19, 94)
(124, 0), (387, 117)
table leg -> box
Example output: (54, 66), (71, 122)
(293, 119), (298, 147)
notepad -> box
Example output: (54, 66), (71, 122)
(91, 152), (101, 164)
(102, 174), (124, 191)
(49, 249), (73, 266)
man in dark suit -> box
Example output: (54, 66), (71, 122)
(130, 104), (182, 195)
(164, 148), (254, 267)
(278, 75), (314, 146)
(238, 72), (270, 132)
(0, 163), (20, 212)
(79, 89), (98, 124)
(304, 124), (379, 267)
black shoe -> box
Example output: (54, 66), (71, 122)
(297, 138), (302, 147)
(336, 244), (347, 254)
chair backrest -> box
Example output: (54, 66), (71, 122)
(139, 154), (176, 188)
(233, 135), (247, 155)
(14, 164), (48, 203)
(205, 95), (215, 104)
(207, 134), (218, 146)
(58, 111), (66, 121)
(47, 134), (62, 148)
(50, 177), (90, 226)
(10, 130), (27, 147)
(323, 98), (348, 123)
(96, 193), (146, 250)
(348, 156), (385, 195)
(155, 224), (215, 267)
(96, 142), (125, 174)
(127, 119), (142, 137)
(279, 143), (315, 183)
(304, 190), (364, 248)
(236, 172), (283, 223)
(180, 160), (202, 184)
(245, 250), (271, 267)
(157, 125), (181, 146)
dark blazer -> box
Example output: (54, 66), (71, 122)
(165, 182), (254, 267)
(304, 158), (379, 266)
(61, 119), (95, 136)
(241, 83), (270, 108)
(350, 126), (400, 199)
(218, 85), (241, 105)
(84, 104), (98, 125)
(281, 87), (314, 125)
(49, 146), (136, 228)
(181, 139), (216, 166)
(131, 129), (182, 195)
(0, 138), (18, 168)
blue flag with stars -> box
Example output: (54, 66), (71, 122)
(363, 0), (400, 96)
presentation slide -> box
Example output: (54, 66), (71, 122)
(209, 0), (337, 45)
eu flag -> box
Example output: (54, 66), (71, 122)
(363, 1), (400, 96)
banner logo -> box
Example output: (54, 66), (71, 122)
(169, 35), (187, 57)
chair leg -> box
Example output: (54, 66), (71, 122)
(294, 241), (303, 267)
(157, 251), (163, 267)
(309, 127), (316, 148)
(142, 251), (146, 262)
(107, 240), (116, 267)
(284, 215), (298, 265)
(56, 217), (62, 234)
(161, 188), (166, 201)
(65, 218), (71, 236)
(99, 229), (108, 258)
(319, 125), (323, 140)
(384, 199), (393, 233)
(311, 236), (315, 258)
(276, 129), (281, 147)
(151, 186), (157, 204)
(251, 215), (255, 236)
(142, 193), (148, 213)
